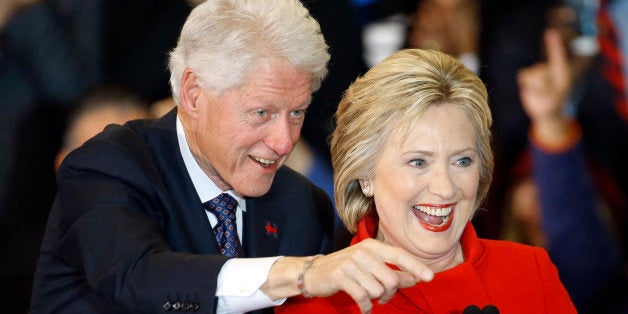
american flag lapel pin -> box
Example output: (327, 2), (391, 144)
(265, 221), (278, 239)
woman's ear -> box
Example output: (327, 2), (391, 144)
(179, 68), (203, 119)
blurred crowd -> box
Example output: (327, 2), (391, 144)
(1, 0), (627, 313)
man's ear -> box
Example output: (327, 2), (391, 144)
(179, 68), (203, 119)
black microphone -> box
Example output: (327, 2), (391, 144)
(463, 304), (500, 314)
(483, 305), (499, 314)
(462, 305), (482, 314)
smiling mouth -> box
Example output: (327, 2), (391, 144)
(251, 156), (278, 168)
(413, 204), (454, 232)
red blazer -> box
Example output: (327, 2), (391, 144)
(276, 218), (576, 314)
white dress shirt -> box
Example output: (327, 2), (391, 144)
(176, 116), (286, 313)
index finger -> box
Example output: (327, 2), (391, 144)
(367, 240), (435, 282)
(544, 28), (570, 87)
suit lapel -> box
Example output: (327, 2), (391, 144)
(244, 195), (287, 258)
(148, 109), (220, 254)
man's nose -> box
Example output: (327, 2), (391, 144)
(266, 117), (297, 156)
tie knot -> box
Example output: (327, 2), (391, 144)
(204, 193), (238, 220)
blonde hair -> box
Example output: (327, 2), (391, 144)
(331, 49), (493, 233)
(168, 0), (329, 104)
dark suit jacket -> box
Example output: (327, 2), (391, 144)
(29, 109), (334, 313)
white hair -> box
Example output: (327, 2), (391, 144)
(169, 0), (329, 104)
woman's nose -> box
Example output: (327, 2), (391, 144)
(427, 165), (456, 200)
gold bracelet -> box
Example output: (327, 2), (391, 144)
(297, 254), (323, 298)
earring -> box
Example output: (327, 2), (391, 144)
(362, 182), (373, 198)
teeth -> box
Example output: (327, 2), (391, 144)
(253, 156), (276, 167)
(415, 205), (452, 217)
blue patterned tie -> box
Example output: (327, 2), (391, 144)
(204, 193), (242, 257)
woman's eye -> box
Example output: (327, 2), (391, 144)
(409, 158), (426, 168)
(456, 156), (473, 167)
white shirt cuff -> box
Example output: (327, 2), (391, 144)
(215, 256), (287, 313)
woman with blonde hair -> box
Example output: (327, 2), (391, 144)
(276, 49), (575, 313)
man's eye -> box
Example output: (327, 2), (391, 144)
(291, 109), (306, 117)
(255, 109), (269, 117)
(289, 109), (306, 124)
(247, 109), (272, 124)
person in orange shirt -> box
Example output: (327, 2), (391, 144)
(276, 48), (576, 313)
